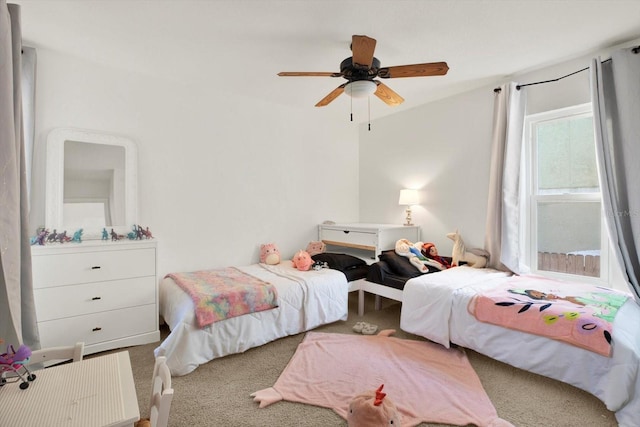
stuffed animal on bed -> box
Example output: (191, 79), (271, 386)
(306, 241), (326, 256)
(421, 242), (452, 270)
(292, 249), (313, 271)
(446, 230), (488, 268)
(396, 239), (450, 273)
(395, 239), (428, 273)
(347, 384), (402, 427)
(260, 243), (281, 265)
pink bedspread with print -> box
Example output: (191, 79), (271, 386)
(166, 267), (278, 328)
(468, 275), (629, 356)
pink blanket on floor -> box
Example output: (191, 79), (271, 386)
(166, 267), (278, 328)
(252, 331), (512, 427)
(468, 275), (629, 356)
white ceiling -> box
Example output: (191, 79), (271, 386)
(13, 0), (640, 121)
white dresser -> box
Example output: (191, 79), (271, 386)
(318, 223), (420, 262)
(31, 239), (160, 355)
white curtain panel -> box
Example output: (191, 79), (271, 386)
(485, 82), (527, 273)
(591, 47), (640, 302)
(0, 1), (40, 348)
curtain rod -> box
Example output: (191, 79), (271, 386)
(493, 44), (639, 93)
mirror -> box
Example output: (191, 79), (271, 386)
(45, 128), (138, 240)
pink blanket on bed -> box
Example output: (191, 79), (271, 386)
(166, 267), (278, 328)
(468, 275), (629, 356)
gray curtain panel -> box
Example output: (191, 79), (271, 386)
(484, 82), (527, 273)
(21, 46), (36, 204)
(591, 47), (640, 303)
(0, 1), (40, 349)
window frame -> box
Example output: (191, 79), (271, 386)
(523, 103), (609, 284)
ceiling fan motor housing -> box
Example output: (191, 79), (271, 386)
(340, 57), (380, 81)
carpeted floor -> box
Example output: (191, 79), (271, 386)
(107, 292), (618, 427)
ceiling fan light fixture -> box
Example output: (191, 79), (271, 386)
(345, 80), (377, 98)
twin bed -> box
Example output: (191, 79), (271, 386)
(154, 259), (363, 376)
(399, 266), (640, 427)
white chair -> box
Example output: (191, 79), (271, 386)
(27, 342), (84, 368)
(136, 356), (173, 427)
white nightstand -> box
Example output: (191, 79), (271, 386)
(319, 223), (421, 316)
(318, 222), (420, 262)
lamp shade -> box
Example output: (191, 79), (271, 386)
(398, 189), (419, 206)
(345, 80), (377, 98)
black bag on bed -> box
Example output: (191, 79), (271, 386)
(366, 250), (439, 290)
(311, 252), (370, 281)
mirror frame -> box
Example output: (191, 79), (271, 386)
(45, 127), (138, 240)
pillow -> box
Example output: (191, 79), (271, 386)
(377, 250), (424, 278)
(311, 252), (366, 272)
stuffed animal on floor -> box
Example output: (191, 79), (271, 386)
(347, 384), (402, 427)
(292, 249), (313, 271)
(260, 243), (281, 265)
(134, 418), (151, 427)
(306, 241), (326, 256)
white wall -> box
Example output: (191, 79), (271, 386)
(29, 49), (360, 278)
(359, 86), (494, 254)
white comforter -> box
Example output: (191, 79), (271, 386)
(155, 263), (349, 376)
(400, 267), (640, 427)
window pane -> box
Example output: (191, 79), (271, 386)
(536, 201), (601, 277)
(536, 116), (598, 194)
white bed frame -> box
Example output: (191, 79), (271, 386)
(349, 279), (403, 316)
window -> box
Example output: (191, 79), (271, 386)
(524, 103), (607, 281)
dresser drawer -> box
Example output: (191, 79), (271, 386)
(32, 247), (155, 289)
(34, 276), (156, 321)
(37, 304), (157, 348)
(320, 228), (377, 250)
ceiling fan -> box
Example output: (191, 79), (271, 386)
(278, 35), (449, 107)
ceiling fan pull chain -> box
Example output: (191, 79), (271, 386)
(350, 91), (353, 122)
(368, 96), (371, 131)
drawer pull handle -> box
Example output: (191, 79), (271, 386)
(342, 230), (350, 234)
(91, 296), (102, 301)
(91, 266), (101, 270)
(92, 327), (102, 332)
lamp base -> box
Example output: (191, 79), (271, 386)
(404, 207), (413, 227)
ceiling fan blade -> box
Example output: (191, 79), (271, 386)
(374, 81), (404, 106)
(378, 62), (449, 78)
(278, 72), (342, 77)
(351, 35), (377, 69)
(315, 84), (346, 107)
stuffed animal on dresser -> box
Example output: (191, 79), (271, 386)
(347, 384), (402, 427)
(260, 243), (281, 265)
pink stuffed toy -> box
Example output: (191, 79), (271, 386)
(306, 241), (326, 256)
(347, 384), (402, 427)
(260, 243), (281, 265)
(292, 249), (313, 271)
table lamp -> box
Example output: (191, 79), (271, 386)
(398, 189), (419, 226)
